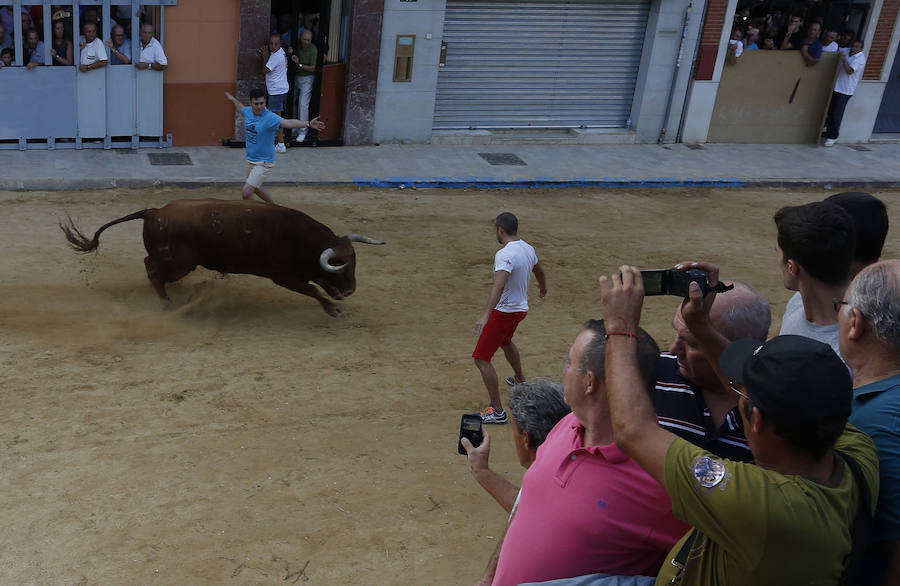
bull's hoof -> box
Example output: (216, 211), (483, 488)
(328, 306), (344, 318)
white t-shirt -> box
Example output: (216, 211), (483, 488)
(822, 41), (839, 52)
(265, 48), (289, 95)
(779, 291), (844, 362)
(138, 36), (167, 65)
(729, 39), (744, 57)
(493, 239), (538, 313)
(835, 51), (866, 96)
(80, 38), (107, 66)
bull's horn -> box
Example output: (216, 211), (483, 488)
(346, 233), (386, 245)
(319, 248), (348, 273)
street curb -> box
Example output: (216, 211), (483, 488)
(2, 178), (900, 191)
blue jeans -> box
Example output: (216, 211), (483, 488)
(521, 574), (656, 586)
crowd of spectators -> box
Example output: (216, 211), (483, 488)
(0, 5), (165, 72)
(726, 4), (860, 65)
(464, 192), (897, 585)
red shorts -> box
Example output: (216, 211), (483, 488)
(472, 310), (527, 361)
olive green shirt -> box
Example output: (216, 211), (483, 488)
(656, 425), (879, 585)
(294, 44), (317, 77)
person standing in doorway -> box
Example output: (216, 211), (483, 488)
(262, 33), (289, 153)
(473, 212), (547, 424)
(290, 29), (317, 143)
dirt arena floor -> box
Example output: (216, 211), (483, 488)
(0, 186), (897, 585)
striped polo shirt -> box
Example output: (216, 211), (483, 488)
(651, 353), (752, 463)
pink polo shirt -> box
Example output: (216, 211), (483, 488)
(493, 413), (690, 585)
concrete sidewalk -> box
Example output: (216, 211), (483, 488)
(1, 142), (899, 190)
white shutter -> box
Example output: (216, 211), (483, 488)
(434, 0), (650, 129)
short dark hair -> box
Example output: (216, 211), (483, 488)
(774, 201), (856, 286)
(494, 212), (518, 235)
(508, 378), (571, 448)
(1, 47), (12, 59)
(249, 88), (266, 101)
(825, 192), (888, 266)
(581, 320), (660, 392)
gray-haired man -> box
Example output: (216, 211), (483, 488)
(842, 260), (900, 586)
(461, 378), (570, 513)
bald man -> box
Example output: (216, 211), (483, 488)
(652, 279), (771, 462)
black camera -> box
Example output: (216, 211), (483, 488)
(640, 268), (732, 297)
(457, 413), (484, 455)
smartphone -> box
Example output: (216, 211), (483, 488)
(458, 413), (484, 455)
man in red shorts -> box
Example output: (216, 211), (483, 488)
(474, 212), (547, 424)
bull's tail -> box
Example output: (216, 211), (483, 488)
(60, 210), (151, 253)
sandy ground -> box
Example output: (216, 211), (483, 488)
(0, 186), (897, 585)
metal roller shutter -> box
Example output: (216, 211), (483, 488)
(434, 0), (650, 129)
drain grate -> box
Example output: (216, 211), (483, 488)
(846, 144), (871, 152)
(684, 144), (705, 150)
(479, 152), (527, 166)
(148, 152), (193, 165)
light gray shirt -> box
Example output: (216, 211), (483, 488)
(779, 291), (844, 362)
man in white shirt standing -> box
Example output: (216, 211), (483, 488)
(263, 33), (289, 153)
(135, 23), (167, 71)
(78, 22), (107, 73)
(473, 212), (547, 424)
(824, 39), (866, 146)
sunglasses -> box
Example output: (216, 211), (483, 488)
(833, 298), (849, 312)
(728, 380), (751, 400)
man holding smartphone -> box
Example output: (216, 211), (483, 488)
(473, 212), (547, 424)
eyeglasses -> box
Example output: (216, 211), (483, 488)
(833, 298), (849, 312)
(728, 380), (751, 400)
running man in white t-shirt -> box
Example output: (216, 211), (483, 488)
(473, 213), (547, 424)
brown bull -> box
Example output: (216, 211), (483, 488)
(60, 199), (385, 317)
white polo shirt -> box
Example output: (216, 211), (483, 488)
(139, 36), (167, 65)
(80, 38), (107, 66)
(835, 51), (866, 96)
(265, 48), (289, 95)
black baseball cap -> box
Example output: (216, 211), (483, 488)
(719, 335), (852, 427)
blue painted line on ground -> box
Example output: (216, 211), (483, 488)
(351, 177), (748, 189)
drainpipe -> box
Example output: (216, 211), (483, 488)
(676, 0), (708, 142)
(658, 1), (693, 143)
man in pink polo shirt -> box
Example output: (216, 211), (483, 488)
(475, 320), (690, 585)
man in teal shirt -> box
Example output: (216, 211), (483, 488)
(225, 89), (324, 204)
(843, 259), (900, 585)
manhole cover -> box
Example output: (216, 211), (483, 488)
(685, 143), (705, 150)
(479, 153), (527, 166)
(148, 152), (193, 165)
(846, 144), (871, 151)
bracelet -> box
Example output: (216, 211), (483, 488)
(605, 331), (638, 340)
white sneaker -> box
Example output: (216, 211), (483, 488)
(275, 143), (287, 153)
(823, 138), (836, 147)
(296, 132), (307, 143)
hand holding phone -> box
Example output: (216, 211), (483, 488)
(458, 413), (484, 455)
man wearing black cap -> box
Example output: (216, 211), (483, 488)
(593, 265), (878, 585)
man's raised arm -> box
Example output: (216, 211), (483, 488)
(224, 91), (244, 114)
(599, 266), (676, 486)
